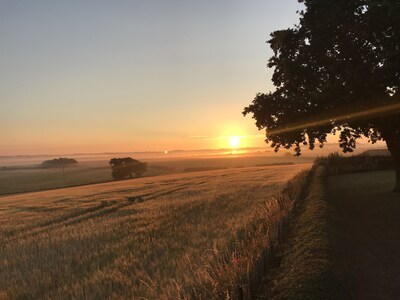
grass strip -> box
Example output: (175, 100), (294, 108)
(259, 165), (341, 300)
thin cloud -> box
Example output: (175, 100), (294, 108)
(186, 136), (209, 139)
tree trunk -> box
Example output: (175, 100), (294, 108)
(391, 157), (400, 193)
(396, 164), (400, 193)
(385, 130), (400, 193)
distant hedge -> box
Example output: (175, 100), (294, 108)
(41, 158), (78, 168)
(317, 153), (394, 175)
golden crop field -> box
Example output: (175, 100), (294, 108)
(0, 164), (309, 299)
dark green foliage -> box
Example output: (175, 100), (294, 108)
(243, 0), (400, 191)
(109, 157), (147, 180)
(41, 158), (78, 168)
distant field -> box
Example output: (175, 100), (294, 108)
(0, 164), (309, 299)
(0, 154), (313, 195)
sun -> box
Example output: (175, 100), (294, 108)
(229, 136), (240, 148)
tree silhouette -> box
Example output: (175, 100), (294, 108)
(41, 158), (78, 179)
(243, 0), (400, 192)
(109, 157), (147, 180)
(41, 158), (78, 168)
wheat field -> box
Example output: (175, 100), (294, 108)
(0, 164), (309, 299)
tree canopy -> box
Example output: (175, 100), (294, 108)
(243, 0), (400, 191)
(41, 158), (78, 168)
(109, 157), (147, 180)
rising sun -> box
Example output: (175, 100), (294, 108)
(229, 136), (240, 147)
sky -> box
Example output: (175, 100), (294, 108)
(0, 0), (305, 155)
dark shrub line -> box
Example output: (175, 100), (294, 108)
(317, 153), (394, 176)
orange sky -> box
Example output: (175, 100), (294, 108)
(0, 1), (385, 156)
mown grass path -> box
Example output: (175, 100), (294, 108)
(327, 171), (400, 300)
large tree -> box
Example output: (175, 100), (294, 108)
(244, 0), (400, 192)
(109, 157), (147, 180)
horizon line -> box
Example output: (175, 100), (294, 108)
(0, 143), (388, 159)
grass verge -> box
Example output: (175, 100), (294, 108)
(259, 166), (342, 300)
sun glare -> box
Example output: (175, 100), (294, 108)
(229, 136), (240, 148)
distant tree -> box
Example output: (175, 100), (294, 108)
(243, 0), (400, 192)
(41, 158), (78, 179)
(109, 157), (147, 180)
(41, 158), (78, 168)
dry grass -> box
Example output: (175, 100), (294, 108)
(0, 164), (309, 299)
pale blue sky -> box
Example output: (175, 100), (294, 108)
(0, 0), (304, 154)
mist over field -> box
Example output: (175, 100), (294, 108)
(0, 144), (385, 196)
